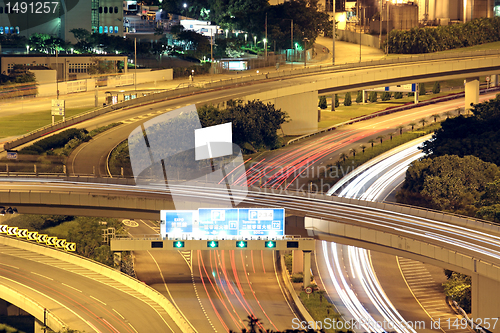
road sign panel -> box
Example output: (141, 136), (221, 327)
(173, 241), (185, 248)
(0, 225), (8, 233)
(51, 99), (65, 116)
(65, 242), (76, 252)
(7, 227), (18, 236)
(6, 152), (17, 159)
(198, 208), (239, 237)
(236, 240), (247, 248)
(55, 239), (66, 248)
(160, 210), (194, 238)
(28, 231), (38, 241)
(207, 240), (219, 248)
(305, 286), (313, 294)
(17, 229), (28, 238)
(38, 234), (48, 243)
(238, 208), (284, 237)
(46, 236), (57, 246)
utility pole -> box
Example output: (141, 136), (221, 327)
(332, 0), (335, 65)
(265, 13), (268, 60)
(210, 32), (214, 76)
(291, 19), (293, 70)
(134, 38), (137, 91)
(379, 0), (383, 50)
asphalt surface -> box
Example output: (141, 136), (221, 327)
(0, 240), (184, 332)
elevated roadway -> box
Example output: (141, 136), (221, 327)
(1, 180), (500, 330)
(0, 233), (194, 333)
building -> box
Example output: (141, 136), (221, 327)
(0, 54), (128, 81)
(0, 0), (123, 44)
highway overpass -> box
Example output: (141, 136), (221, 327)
(1, 179), (500, 330)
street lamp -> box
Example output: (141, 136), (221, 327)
(225, 29), (228, 38)
(25, 45), (29, 54)
(245, 33), (248, 42)
(253, 35), (257, 48)
(303, 38), (309, 67)
(263, 38), (267, 59)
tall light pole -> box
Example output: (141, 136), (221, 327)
(291, 19), (293, 69)
(386, 0), (390, 55)
(379, 0), (383, 50)
(134, 38), (137, 91)
(332, 0), (335, 65)
(265, 13), (268, 59)
(303, 38), (308, 67)
(55, 48), (59, 99)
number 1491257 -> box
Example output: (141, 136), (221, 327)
(5, 2), (59, 14)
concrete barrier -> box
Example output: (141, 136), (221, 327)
(0, 284), (66, 332)
(0, 235), (195, 333)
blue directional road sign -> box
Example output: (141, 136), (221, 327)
(160, 210), (194, 236)
(198, 208), (239, 237)
(6, 152), (17, 159)
(238, 208), (285, 237)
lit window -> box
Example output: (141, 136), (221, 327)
(109, 7), (112, 13)
(115, 26), (119, 33)
(0, 27), (3, 34)
(104, 26), (108, 33)
(15, 26), (19, 34)
(109, 26), (113, 33)
(5, 26), (9, 34)
(99, 26), (103, 33)
(10, 27), (14, 34)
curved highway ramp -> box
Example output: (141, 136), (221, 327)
(0, 235), (195, 333)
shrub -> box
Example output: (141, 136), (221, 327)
(381, 91), (392, 101)
(419, 83), (426, 96)
(335, 94), (339, 107)
(344, 92), (352, 106)
(20, 128), (89, 155)
(356, 90), (363, 103)
(291, 273), (304, 283)
(394, 91), (403, 99)
(369, 91), (378, 102)
(432, 81), (441, 94)
(318, 95), (327, 109)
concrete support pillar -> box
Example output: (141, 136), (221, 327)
(34, 319), (44, 333)
(362, 90), (366, 105)
(441, 0), (450, 25)
(292, 250), (303, 274)
(331, 94), (335, 111)
(414, 91), (419, 104)
(303, 250), (312, 289)
(491, 74), (498, 88)
(465, 77), (479, 111)
(472, 273), (500, 333)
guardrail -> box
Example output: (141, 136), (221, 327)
(3, 48), (500, 152)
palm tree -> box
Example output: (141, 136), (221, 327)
(349, 148), (357, 158)
(396, 125), (405, 135)
(376, 135), (385, 144)
(431, 113), (441, 122)
(368, 139), (376, 148)
(388, 132), (395, 140)
(339, 152), (348, 162)
(456, 107), (462, 115)
(360, 144), (367, 154)
(419, 118), (428, 127)
(444, 111), (452, 119)
(409, 122), (416, 131)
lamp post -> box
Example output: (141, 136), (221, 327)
(386, 0), (390, 55)
(263, 38), (267, 59)
(303, 38), (309, 67)
(253, 35), (257, 48)
(244, 33), (247, 42)
(332, 0), (335, 65)
(379, 0), (382, 50)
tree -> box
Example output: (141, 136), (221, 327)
(444, 110), (452, 119)
(368, 139), (376, 148)
(335, 94), (339, 107)
(409, 122), (416, 131)
(394, 91), (403, 99)
(344, 92), (352, 106)
(356, 90), (363, 103)
(369, 91), (377, 103)
(432, 81), (441, 94)
(318, 95), (327, 109)
(443, 272), (471, 314)
(397, 125), (405, 135)
(419, 83), (426, 96)
(421, 98), (500, 166)
(419, 117), (428, 127)
(360, 145), (367, 154)
(396, 155), (500, 214)
(339, 152), (347, 162)
(349, 148), (357, 157)
(431, 114), (441, 122)
(381, 91), (392, 101)
(376, 135), (385, 144)
(388, 132), (395, 140)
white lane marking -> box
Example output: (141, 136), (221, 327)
(90, 295), (107, 306)
(62, 283), (82, 293)
(31, 272), (53, 280)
